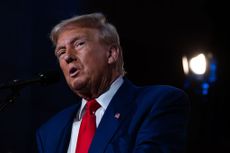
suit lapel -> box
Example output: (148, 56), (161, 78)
(56, 103), (81, 153)
(89, 78), (138, 153)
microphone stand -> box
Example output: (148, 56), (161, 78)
(0, 70), (60, 111)
(0, 77), (43, 112)
(0, 86), (20, 112)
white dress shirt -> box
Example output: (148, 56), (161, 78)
(67, 76), (124, 153)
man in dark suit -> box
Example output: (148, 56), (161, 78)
(36, 12), (190, 153)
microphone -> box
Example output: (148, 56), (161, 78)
(0, 70), (61, 90)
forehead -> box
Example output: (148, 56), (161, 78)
(57, 27), (99, 43)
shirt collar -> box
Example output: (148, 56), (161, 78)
(77, 76), (124, 120)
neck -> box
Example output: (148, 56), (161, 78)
(78, 73), (121, 100)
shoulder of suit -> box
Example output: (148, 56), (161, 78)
(138, 84), (186, 95)
(132, 85), (189, 111)
(38, 104), (80, 131)
(123, 78), (188, 99)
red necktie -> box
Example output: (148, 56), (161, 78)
(75, 99), (101, 153)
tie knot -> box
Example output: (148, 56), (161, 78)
(86, 99), (101, 113)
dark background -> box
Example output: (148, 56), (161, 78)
(0, 0), (229, 153)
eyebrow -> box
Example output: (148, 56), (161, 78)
(55, 36), (81, 52)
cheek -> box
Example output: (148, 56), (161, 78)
(88, 52), (107, 66)
(86, 58), (106, 73)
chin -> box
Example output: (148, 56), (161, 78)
(70, 78), (85, 91)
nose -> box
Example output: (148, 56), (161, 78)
(64, 54), (76, 64)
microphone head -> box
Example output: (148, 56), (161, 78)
(38, 70), (61, 85)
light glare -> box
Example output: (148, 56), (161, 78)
(182, 56), (189, 75)
(189, 53), (207, 75)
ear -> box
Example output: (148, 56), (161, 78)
(107, 45), (119, 64)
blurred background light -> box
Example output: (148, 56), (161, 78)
(189, 53), (207, 75)
(182, 56), (189, 75)
(182, 52), (217, 95)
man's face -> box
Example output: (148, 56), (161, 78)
(55, 27), (112, 98)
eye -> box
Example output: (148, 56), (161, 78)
(56, 49), (66, 59)
(73, 40), (85, 50)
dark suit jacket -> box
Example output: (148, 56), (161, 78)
(36, 78), (190, 153)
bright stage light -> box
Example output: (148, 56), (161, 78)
(182, 56), (189, 75)
(182, 52), (217, 95)
(189, 53), (207, 75)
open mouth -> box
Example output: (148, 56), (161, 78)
(69, 67), (78, 77)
